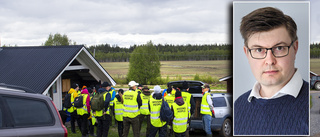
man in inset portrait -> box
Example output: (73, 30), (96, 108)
(233, 5), (309, 135)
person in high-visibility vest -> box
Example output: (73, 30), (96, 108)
(114, 89), (124, 137)
(87, 87), (96, 136)
(200, 84), (214, 136)
(164, 87), (175, 136)
(137, 84), (143, 94)
(76, 88), (91, 137)
(171, 90), (189, 137)
(180, 81), (195, 137)
(139, 85), (151, 137)
(108, 87), (116, 127)
(121, 81), (142, 137)
(94, 82), (112, 137)
(148, 85), (167, 137)
(67, 83), (82, 134)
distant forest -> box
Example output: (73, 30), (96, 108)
(87, 43), (320, 62)
(87, 43), (232, 62)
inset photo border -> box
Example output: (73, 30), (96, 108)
(233, 1), (310, 136)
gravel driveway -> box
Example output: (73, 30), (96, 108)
(311, 91), (320, 136)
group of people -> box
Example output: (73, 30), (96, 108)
(64, 80), (214, 137)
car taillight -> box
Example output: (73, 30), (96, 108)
(51, 100), (68, 137)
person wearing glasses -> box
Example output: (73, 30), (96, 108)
(234, 7), (309, 135)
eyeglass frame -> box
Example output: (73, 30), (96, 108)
(247, 41), (294, 59)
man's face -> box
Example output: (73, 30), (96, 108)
(106, 86), (111, 91)
(244, 26), (298, 89)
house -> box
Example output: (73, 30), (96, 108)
(0, 45), (116, 110)
(219, 75), (232, 94)
(310, 71), (318, 78)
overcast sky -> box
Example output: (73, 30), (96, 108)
(0, 0), (319, 47)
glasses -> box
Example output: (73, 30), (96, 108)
(247, 41), (294, 59)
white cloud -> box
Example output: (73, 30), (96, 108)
(0, 0), (232, 47)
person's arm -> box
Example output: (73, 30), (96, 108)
(207, 93), (213, 110)
(86, 94), (91, 113)
(190, 95), (195, 115)
(104, 93), (111, 112)
(148, 100), (151, 111)
(137, 92), (142, 108)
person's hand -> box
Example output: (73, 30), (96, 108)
(119, 92), (123, 97)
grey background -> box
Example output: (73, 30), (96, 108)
(233, 2), (310, 102)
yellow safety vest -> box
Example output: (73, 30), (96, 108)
(93, 92), (110, 117)
(123, 90), (140, 118)
(114, 97), (124, 121)
(140, 93), (151, 115)
(150, 97), (166, 127)
(77, 94), (89, 116)
(89, 96), (96, 125)
(200, 92), (212, 116)
(67, 91), (77, 113)
(181, 91), (191, 118)
(164, 94), (175, 109)
(172, 102), (188, 133)
(109, 89), (115, 107)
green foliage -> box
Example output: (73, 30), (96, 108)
(311, 43), (320, 58)
(127, 41), (161, 85)
(194, 74), (200, 81)
(43, 33), (76, 46)
(88, 42), (232, 62)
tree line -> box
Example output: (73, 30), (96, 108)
(311, 43), (320, 58)
(87, 43), (232, 62)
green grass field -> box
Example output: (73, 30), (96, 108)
(101, 60), (231, 82)
(311, 58), (320, 75)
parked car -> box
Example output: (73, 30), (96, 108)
(311, 75), (320, 90)
(167, 81), (232, 137)
(0, 84), (67, 137)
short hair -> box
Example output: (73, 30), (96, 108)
(240, 7), (297, 46)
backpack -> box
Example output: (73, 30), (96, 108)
(160, 98), (173, 122)
(73, 95), (84, 108)
(63, 93), (72, 108)
(91, 92), (106, 111)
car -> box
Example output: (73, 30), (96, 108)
(311, 75), (320, 90)
(0, 84), (68, 137)
(167, 81), (232, 137)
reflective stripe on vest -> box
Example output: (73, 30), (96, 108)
(114, 97), (124, 121)
(200, 92), (212, 116)
(140, 94), (151, 115)
(150, 97), (166, 127)
(123, 90), (139, 118)
(172, 102), (188, 133)
(77, 94), (89, 116)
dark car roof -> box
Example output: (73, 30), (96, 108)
(167, 80), (204, 93)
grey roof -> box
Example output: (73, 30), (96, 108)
(0, 46), (84, 94)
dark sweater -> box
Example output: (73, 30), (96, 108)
(234, 80), (309, 135)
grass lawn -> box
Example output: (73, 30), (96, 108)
(66, 119), (148, 137)
(101, 60), (231, 81)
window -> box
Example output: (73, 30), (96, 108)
(4, 97), (54, 127)
(212, 97), (227, 107)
